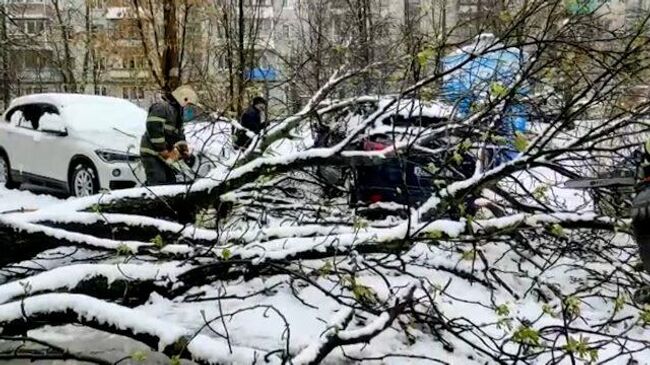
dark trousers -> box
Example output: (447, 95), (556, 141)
(235, 130), (251, 149)
(142, 156), (176, 186)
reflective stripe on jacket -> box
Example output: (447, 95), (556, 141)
(140, 99), (186, 157)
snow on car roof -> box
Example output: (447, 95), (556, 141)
(378, 98), (453, 119)
(9, 93), (137, 110)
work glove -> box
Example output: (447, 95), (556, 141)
(161, 148), (181, 162)
(175, 141), (192, 159)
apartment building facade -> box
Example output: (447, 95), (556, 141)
(0, 0), (642, 110)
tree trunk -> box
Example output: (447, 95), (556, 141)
(162, 0), (180, 91)
(359, 0), (372, 93)
(221, 4), (235, 112)
(52, 0), (77, 92)
(81, 4), (91, 93)
(178, 0), (190, 83)
(0, 2), (10, 109)
(237, 0), (245, 115)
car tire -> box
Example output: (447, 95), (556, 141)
(69, 162), (100, 197)
(0, 151), (19, 190)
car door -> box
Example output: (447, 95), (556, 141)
(2, 106), (39, 180)
(4, 103), (69, 190)
(32, 111), (71, 186)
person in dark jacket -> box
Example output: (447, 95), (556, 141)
(632, 141), (650, 302)
(235, 96), (267, 149)
(140, 85), (201, 185)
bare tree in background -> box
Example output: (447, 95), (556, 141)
(0, 1), (10, 109)
(128, 0), (200, 93)
(207, 0), (277, 114)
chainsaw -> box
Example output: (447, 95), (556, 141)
(563, 176), (637, 189)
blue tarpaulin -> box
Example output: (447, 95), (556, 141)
(246, 67), (279, 81)
(441, 34), (529, 162)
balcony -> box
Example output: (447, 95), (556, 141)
(6, 1), (53, 19)
(242, 3), (274, 18)
(6, 17), (50, 42)
(16, 68), (62, 83)
(104, 69), (150, 80)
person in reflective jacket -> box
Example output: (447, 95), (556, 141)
(140, 85), (202, 185)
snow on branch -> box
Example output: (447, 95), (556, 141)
(0, 262), (190, 305)
(26, 211), (218, 243)
(204, 212), (620, 268)
(291, 308), (354, 365)
(0, 293), (274, 364)
(471, 212), (623, 233)
(0, 216), (199, 266)
(291, 284), (416, 365)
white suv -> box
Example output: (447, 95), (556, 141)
(0, 94), (146, 197)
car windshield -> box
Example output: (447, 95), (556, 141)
(62, 102), (146, 134)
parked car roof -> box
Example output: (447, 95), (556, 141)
(378, 98), (453, 120)
(8, 93), (138, 111)
(5, 94), (147, 136)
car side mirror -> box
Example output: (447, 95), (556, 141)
(39, 113), (67, 136)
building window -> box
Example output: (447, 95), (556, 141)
(12, 19), (47, 35)
(89, 0), (106, 8)
(91, 24), (105, 34)
(21, 86), (45, 96)
(94, 57), (107, 71)
(116, 19), (140, 40)
(20, 50), (52, 69)
(260, 19), (272, 33)
(123, 86), (144, 100)
(121, 56), (144, 69)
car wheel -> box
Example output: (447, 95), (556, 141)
(70, 162), (99, 197)
(0, 152), (18, 189)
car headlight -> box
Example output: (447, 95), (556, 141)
(95, 149), (140, 163)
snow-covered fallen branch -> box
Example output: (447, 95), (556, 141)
(0, 263), (191, 305)
(0, 293), (275, 364)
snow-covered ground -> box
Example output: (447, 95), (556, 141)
(0, 187), (63, 214)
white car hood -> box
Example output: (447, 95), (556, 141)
(75, 129), (141, 155)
